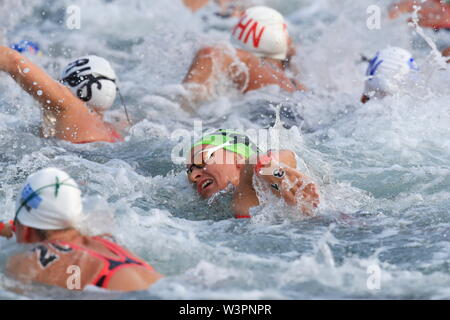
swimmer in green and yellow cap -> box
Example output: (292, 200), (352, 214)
(186, 130), (320, 218)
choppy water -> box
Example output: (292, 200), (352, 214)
(0, 0), (449, 299)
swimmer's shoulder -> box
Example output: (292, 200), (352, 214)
(6, 242), (66, 283)
(235, 48), (259, 65)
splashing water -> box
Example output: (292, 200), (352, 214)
(0, 0), (450, 299)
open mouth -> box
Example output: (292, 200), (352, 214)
(197, 178), (214, 195)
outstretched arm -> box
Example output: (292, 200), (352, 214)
(0, 46), (118, 143)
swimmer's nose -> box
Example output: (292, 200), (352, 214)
(188, 167), (203, 184)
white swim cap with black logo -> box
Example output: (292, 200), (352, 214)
(364, 47), (419, 98)
(15, 167), (83, 230)
(60, 55), (117, 110)
(231, 6), (289, 60)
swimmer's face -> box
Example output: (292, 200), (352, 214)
(186, 144), (243, 198)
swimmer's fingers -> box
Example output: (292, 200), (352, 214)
(279, 168), (320, 208)
(261, 165), (320, 208)
(299, 182), (320, 208)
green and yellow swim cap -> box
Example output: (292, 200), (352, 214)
(192, 129), (261, 159)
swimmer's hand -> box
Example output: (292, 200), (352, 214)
(0, 221), (14, 239)
(254, 151), (320, 216)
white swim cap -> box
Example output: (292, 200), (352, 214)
(364, 47), (418, 98)
(60, 55), (117, 110)
(15, 168), (83, 231)
(231, 6), (289, 60)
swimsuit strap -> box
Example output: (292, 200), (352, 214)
(90, 236), (154, 288)
(50, 237), (153, 289)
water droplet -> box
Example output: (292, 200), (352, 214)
(37, 90), (43, 96)
(23, 68), (30, 73)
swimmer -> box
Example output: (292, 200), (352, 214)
(389, 0), (450, 29)
(389, 0), (450, 59)
(183, 0), (243, 17)
(361, 47), (419, 103)
(182, 6), (305, 110)
(0, 168), (163, 291)
(0, 46), (128, 144)
(186, 130), (320, 218)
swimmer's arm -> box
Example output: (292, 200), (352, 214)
(0, 46), (118, 143)
(388, 0), (417, 19)
(414, 8), (450, 29)
(183, 0), (209, 12)
(182, 46), (239, 110)
(389, 0), (450, 28)
(254, 150), (320, 216)
(0, 46), (76, 115)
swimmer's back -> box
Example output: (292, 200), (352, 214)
(235, 49), (299, 93)
(7, 235), (161, 291)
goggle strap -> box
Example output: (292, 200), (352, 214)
(116, 87), (132, 125)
